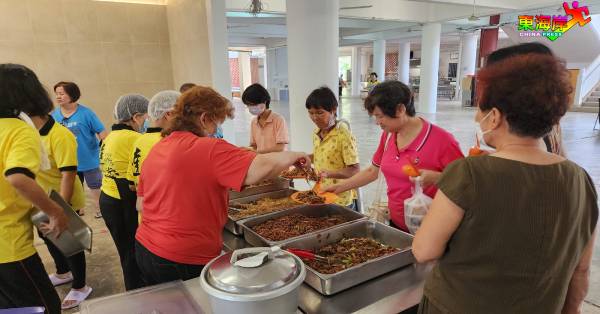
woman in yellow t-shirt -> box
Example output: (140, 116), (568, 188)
(0, 63), (68, 314)
(99, 94), (148, 291)
(28, 112), (92, 310)
(305, 87), (360, 208)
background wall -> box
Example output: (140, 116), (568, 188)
(0, 0), (174, 126)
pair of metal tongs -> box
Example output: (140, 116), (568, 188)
(287, 248), (330, 263)
(294, 158), (316, 190)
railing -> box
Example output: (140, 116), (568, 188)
(580, 54), (600, 104)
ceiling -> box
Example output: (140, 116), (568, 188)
(226, 0), (600, 47)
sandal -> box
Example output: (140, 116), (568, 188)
(49, 272), (73, 286)
(61, 286), (93, 310)
(94, 211), (103, 219)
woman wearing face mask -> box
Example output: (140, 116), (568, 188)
(324, 81), (463, 232)
(306, 87), (360, 208)
(134, 86), (310, 285)
(412, 53), (597, 314)
(99, 94), (148, 291)
(242, 83), (289, 153)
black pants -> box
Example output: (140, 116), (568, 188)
(135, 240), (204, 287)
(99, 192), (144, 290)
(0, 253), (60, 314)
(37, 230), (86, 289)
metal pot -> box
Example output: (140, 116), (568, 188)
(200, 246), (305, 314)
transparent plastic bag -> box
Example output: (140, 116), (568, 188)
(404, 177), (432, 234)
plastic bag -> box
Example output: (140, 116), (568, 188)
(404, 177), (432, 234)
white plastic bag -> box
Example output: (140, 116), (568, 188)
(404, 177), (432, 234)
(367, 133), (391, 224)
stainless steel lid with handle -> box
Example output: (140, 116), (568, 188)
(200, 246), (306, 302)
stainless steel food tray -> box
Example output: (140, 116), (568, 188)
(225, 189), (299, 235)
(239, 204), (367, 247)
(282, 220), (414, 295)
(229, 177), (290, 200)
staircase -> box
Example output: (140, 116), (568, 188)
(577, 85), (600, 113)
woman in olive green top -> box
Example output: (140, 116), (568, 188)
(413, 49), (597, 314)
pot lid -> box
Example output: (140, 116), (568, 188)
(204, 247), (303, 295)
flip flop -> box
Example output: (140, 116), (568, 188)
(61, 286), (93, 310)
(49, 273), (73, 286)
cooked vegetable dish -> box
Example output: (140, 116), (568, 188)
(303, 238), (398, 274)
(280, 167), (319, 181)
(229, 197), (300, 220)
(252, 213), (350, 241)
(295, 190), (325, 204)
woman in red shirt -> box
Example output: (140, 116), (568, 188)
(325, 81), (463, 232)
(134, 86), (309, 286)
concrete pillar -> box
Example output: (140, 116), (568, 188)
(351, 46), (361, 96)
(398, 42), (411, 85)
(286, 0), (339, 152)
(372, 39), (386, 81)
(258, 57), (267, 87)
(418, 23), (441, 113)
(478, 15), (500, 67)
(457, 32), (478, 99)
(239, 51), (252, 91)
(167, 0), (235, 143)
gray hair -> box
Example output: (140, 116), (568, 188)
(114, 94), (149, 122)
(148, 90), (180, 121)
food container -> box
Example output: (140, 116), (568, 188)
(282, 220), (414, 295)
(226, 189), (300, 236)
(239, 204), (366, 247)
(31, 190), (92, 257)
(200, 247), (306, 314)
(229, 177), (290, 200)
(80, 280), (203, 313)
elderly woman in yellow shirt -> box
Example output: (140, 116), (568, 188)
(306, 87), (359, 208)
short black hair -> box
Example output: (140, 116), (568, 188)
(179, 83), (196, 93)
(53, 81), (81, 102)
(305, 86), (338, 112)
(487, 42), (553, 65)
(242, 83), (271, 109)
(0, 64), (53, 117)
(370, 72), (378, 78)
(364, 80), (415, 118)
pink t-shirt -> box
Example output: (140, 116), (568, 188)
(250, 111), (289, 152)
(372, 119), (464, 231)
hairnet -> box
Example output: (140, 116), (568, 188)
(114, 94), (149, 122)
(148, 90), (180, 121)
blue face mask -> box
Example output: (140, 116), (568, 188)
(210, 125), (224, 139)
(140, 119), (149, 134)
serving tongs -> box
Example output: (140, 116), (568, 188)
(294, 158), (316, 190)
(287, 248), (331, 263)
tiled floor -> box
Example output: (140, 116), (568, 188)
(37, 94), (600, 313)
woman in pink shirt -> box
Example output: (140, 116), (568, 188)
(242, 84), (289, 153)
(325, 81), (463, 232)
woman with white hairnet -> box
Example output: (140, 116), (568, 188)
(99, 94), (148, 291)
(126, 90), (180, 192)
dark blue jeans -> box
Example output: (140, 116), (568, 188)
(135, 240), (204, 287)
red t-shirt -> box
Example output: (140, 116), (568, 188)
(135, 131), (256, 265)
(372, 119), (463, 231)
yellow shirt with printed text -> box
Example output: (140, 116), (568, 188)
(126, 129), (162, 187)
(312, 123), (359, 206)
(0, 118), (41, 263)
(100, 126), (141, 199)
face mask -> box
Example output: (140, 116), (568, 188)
(248, 105), (264, 116)
(209, 124), (224, 139)
(476, 111), (493, 147)
(140, 119), (149, 133)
